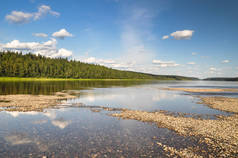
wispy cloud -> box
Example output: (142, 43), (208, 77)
(32, 33), (48, 38)
(152, 60), (179, 67)
(192, 52), (197, 55)
(118, 5), (157, 71)
(82, 57), (134, 69)
(5, 5), (60, 24)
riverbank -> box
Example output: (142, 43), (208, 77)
(0, 77), (157, 82)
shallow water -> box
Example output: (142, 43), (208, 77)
(69, 85), (229, 115)
(0, 80), (237, 157)
(0, 108), (209, 157)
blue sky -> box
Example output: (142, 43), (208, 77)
(0, 0), (238, 78)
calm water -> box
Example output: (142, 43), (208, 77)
(0, 80), (237, 157)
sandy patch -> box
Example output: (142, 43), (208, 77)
(0, 92), (76, 112)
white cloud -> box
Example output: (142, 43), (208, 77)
(0, 38), (72, 58)
(52, 29), (73, 39)
(34, 5), (60, 20)
(187, 62), (196, 65)
(83, 57), (115, 64)
(5, 5), (59, 24)
(5, 11), (33, 24)
(32, 33), (48, 38)
(162, 35), (169, 40)
(82, 57), (134, 69)
(118, 6), (157, 69)
(192, 52), (197, 55)
(51, 48), (72, 58)
(152, 60), (180, 67)
(170, 30), (194, 40)
(3, 40), (41, 50)
(222, 60), (230, 63)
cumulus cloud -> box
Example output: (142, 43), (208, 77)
(170, 30), (194, 40)
(52, 29), (73, 39)
(32, 33), (48, 38)
(222, 60), (230, 63)
(5, 5), (59, 24)
(0, 38), (72, 58)
(162, 35), (169, 40)
(187, 62), (196, 65)
(5, 11), (33, 24)
(51, 48), (72, 58)
(152, 60), (180, 67)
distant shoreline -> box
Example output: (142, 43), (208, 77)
(203, 77), (238, 81)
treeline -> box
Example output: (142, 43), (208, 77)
(204, 77), (238, 81)
(0, 51), (196, 80)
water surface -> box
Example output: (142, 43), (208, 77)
(0, 80), (237, 157)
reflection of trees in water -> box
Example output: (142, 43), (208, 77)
(0, 80), (152, 95)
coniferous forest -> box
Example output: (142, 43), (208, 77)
(0, 51), (197, 80)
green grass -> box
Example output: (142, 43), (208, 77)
(0, 77), (154, 82)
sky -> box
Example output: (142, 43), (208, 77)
(0, 0), (238, 78)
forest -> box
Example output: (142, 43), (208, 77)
(0, 51), (197, 80)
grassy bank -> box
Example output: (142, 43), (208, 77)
(0, 77), (156, 82)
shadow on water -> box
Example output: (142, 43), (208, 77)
(0, 80), (157, 95)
